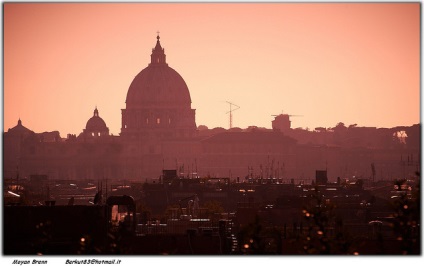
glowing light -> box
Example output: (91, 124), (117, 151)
(7, 191), (20, 197)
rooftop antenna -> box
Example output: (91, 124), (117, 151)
(226, 101), (240, 129)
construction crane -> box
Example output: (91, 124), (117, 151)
(226, 101), (240, 129)
(271, 110), (303, 118)
(271, 111), (303, 131)
(271, 114), (303, 117)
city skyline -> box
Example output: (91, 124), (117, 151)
(3, 2), (420, 136)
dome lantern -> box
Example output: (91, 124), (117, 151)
(150, 33), (166, 65)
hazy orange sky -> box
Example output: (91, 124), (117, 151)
(3, 2), (420, 136)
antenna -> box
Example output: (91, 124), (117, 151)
(226, 101), (240, 129)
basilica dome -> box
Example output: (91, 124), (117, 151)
(121, 35), (196, 139)
(125, 35), (191, 109)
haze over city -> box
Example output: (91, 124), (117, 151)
(2, 2), (422, 258)
(3, 2), (420, 136)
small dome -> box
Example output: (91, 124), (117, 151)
(86, 116), (107, 131)
(84, 108), (109, 137)
(7, 118), (34, 135)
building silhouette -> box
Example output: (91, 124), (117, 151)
(82, 107), (109, 139)
(3, 35), (420, 183)
(3, 34), (421, 256)
(121, 34), (196, 140)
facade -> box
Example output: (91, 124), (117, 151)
(118, 35), (199, 178)
(201, 131), (297, 179)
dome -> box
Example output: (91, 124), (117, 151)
(7, 119), (34, 135)
(121, 35), (196, 139)
(125, 35), (191, 109)
(84, 108), (109, 137)
(126, 66), (191, 108)
(86, 116), (107, 131)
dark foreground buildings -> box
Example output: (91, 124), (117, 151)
(3, 35), (421, 255)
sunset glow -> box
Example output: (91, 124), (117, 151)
(3, 2), (420, 136)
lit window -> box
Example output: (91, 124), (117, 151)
(157, 118), (160, 124)
(146, 118), (149, 124)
